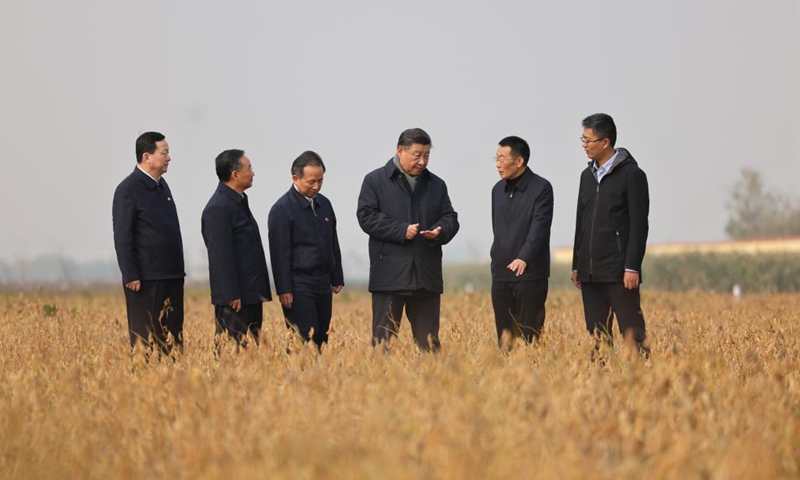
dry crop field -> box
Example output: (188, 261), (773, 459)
(1, 288), (798, 480)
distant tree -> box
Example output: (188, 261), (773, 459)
(726, 169), (800, 239)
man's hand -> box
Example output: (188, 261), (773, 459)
(228, 298), (242, 312)
(507, 259), (527, 276)
(420, 226), (441, 240)
(332, 285), (344, 294)
(279, 293), (293, 309)
(125, 280), (141, 292)
(405, 223), (420, 240)
(623, 271), (640, 290)
(570, 271), (581, 290)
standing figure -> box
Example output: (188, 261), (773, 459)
(113, 131), (185, 354)
(268, 151), (344, 350)
(202, 149), (272, 347)
(357, 128), (460, 352)
(571, 113), (651, 358)
(490, 136), (553, 349)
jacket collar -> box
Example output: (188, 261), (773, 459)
(505, 167), (533, 192)
(382, 157), (429, 180)
(586, 147), (635, 172)
(133, 166), (162, 190)
(287, 185), (316, 210)
(217, 182), (246, 204)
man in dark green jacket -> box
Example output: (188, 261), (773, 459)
(571, 113), (650, 358)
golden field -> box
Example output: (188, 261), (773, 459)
(1, 288), (798, 480)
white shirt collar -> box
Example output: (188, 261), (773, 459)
(293, 184), (315, 201)
(137, 165), (160, 182)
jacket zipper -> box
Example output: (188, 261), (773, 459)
(615, 230), (622, 254)
(589, 182), (599, 278)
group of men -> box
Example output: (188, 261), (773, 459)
(112, 113), (650, 358)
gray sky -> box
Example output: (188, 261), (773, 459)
(1, 0), (798, 279)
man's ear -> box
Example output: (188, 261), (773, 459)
(396, 146), (404, 157)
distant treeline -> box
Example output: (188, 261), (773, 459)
(444, 252), (800, 293)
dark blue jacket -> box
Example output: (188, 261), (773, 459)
(268, 187), (344, 294)
(491, 168), (554, 282)
(201, 183), (272, 305)
(112, 167), (185, 283)
(572, 148), (650, 283)
(357, 159), (459, 293)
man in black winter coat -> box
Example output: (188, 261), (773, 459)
(491, 136), (554, 349)
(357, 128), (459, 352)
(201, 149), (272, 347)
(571, 113), (650, 357)
(113, 131), (185, 355)
(268, 151), (344, 350)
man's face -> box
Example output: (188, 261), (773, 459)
(396, 143), (431, 176)
(581, 127), (609, 161)
(495, 146), (525, 180)
(142, 140), (170, 176)
(232, 155), (254, 191)
(293, 165), (324, 197)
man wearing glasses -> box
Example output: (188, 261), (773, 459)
(357, 128), (460, 352)
(571, 113), (651, 359)
(490, 136), (554, 350)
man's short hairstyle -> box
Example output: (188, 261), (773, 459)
(397, 128), (432, 148)
(582, 113), (617, 147)
(498, 136), (530, 166)
(215, 149), (245, 182)
(135, 131), (165, 163)
(291, 151), (326, 178)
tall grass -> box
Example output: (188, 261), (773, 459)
(0, 289), (798, 479)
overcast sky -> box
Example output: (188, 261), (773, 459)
(1, 0), (797, 279)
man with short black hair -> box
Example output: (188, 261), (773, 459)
(113, 131), (185, 354)
(357, 128), (460, 352)
(202, 149), (272, 347)
(268, 151), (344, 350)
(571, 113), (650, 358)
(491, 135), (554, 349)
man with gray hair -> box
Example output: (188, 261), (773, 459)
(357, 128), (460, 352)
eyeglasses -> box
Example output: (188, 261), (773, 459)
(493, 155), (518, 163)
(580, 136), (606, 144)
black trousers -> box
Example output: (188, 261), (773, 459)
(371, 291), (441, 352)
(491, 279), (548, 345)
(580, 282), (647, 347)
(282, 291), (332, 349)
(215, 303), (263, 345)
(123, 278), (184, 354)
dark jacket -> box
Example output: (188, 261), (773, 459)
(112, 167), (185, 283)
(267, 187), (344, 294)
(491, 168), (554, 282)
(357, 159), (460, 293)
(201, 183), (272, 305)
(572, 148), (649, 283)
